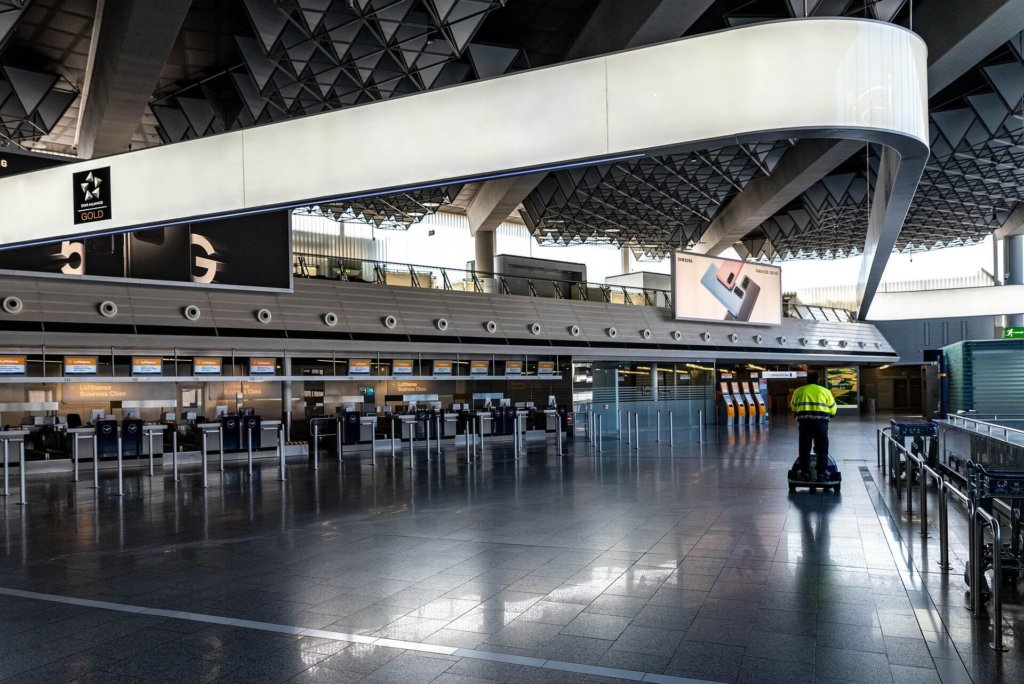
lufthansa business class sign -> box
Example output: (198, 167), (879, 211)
(73, 167), (111, 224)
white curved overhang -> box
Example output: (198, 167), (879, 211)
(0, 18), (928, 252)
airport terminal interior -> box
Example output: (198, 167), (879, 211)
(1, 1), (1024, 682)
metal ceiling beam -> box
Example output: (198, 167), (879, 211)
(75, 0), (193, 159)
(915, 0), (1024, 96)
(995, 206), (1024, 239)
(691, 139), (863, 255)
(565, 0), (716, 60)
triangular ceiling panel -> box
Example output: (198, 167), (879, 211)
(243, 0), (290, 52)
(3, 66), (58, 114)
(467, 43), (518, 78)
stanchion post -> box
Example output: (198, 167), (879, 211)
(426, 416), (433, 462)
(116, 432), (124, 497)
(938, 482), (950, 571)
(278, 424), (287, 481)
(656, 410), (661, 443)
(92, 436), (99, 489)
(312, 422), (319, 471)
(699, 410), (705, 444)
(2, 439), (9, 496)
(920, 466), (930, 538)
(634, 412), (640, 451)
(172, 428), (179, 482)
(370, 419), (377, 464)
(669, 412), (674, 447)
(626, 411), (632, 445)
(147, 431), (154, 477)
(466, 419), (472, 464)
(72, 435), (80, 482)
(597, 415), (603, 452)
(247, 426), (254, 477)
(437, 415), (442, 458)
(336, 417), (342, 462)
(557, 420), (563, 456)
(18, 441), (26, 506)
(218, 426), (225, 472)
(389, 419), (395, 462)
(990, 516), (1006, 651)
(906, 455), (914, 518)
(201, 430), (209, 488)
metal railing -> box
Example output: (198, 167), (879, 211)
(292, 254), (856, 322)
(877, 427), (1010, 651)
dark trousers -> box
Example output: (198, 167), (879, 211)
(798, 419), (829, 475)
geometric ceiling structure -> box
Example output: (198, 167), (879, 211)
(519, 141), (793, 260)
(0, 0), (1022, 285)
(295, 182), (464, 230)
(740, 28), (1024, 261)
(152, 0), (514, 144)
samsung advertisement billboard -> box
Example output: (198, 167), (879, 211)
(672, 252), (782, 326)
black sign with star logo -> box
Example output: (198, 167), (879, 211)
(72, 167), (112, 224)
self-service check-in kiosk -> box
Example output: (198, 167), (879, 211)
(720, 383), (737, 426)
(728, 382), (748, 422)
(732, 382), (755, 425)
(744, 382), (767, 423)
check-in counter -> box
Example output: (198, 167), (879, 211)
(195, 422), (223, 451)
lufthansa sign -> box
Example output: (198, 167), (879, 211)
(73, 167), (112, 224)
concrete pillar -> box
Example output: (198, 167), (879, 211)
(620, 248), (630, 274)
(281, 355), (292, 442)
(475, 230), (495, 293)
(1005, 235), (1024, 327)
(650, 364), (659, 402)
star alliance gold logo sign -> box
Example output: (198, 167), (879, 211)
(72, 167), (112, 224)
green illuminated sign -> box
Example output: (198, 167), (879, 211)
(1004, 327), (1024, 339)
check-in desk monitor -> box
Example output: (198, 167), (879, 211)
(719, 382), (737, 425)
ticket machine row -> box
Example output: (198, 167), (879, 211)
(719, 382), (767, 426)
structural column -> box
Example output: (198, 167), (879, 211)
(475, 230), (495, 292)
(650, 364), (659, 402)
(281, 355), (293, 442)
(1005, 235), (1024, 327)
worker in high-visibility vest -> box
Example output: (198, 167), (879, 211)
(790, 371), (837, 479)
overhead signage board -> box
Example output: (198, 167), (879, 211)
(193, 357), (222, 375)
(65, 356), (98, 375)
(505, 361), (523, 376)
(720, 372), (734, 380)
(131, 357), (162, 375)
(761, 371), (800, 379)
(249, 357), (277, 375)
(392, 359), (414, 375)
(1004, 327), (1024, 339)
(0, 355), (27, 375)
(0, 355), (26, 375)
(470, 360), (489, 376)
(432, 360), (453, 376)
(73, 167), (112, 225)
(671, 252), (782, 325)
(349, 359), (372, 375)
(537, 361), (555, 376)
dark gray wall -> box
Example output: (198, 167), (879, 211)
(873, 316), (996, 364)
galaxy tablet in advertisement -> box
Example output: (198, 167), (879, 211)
(672, 252), (781, 325)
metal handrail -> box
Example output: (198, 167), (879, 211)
(946, 415), (1024, 443)
(290, 253), (857, 321)
(972, 507), (1008, 651)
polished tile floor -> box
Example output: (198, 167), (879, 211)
(0, 416), (1020, 683)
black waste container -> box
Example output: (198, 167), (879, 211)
(221, 415), (241, 451)
(121, 418), (144, 457)
(95, 419), (118, 459)
(342, 411), (361, 444)
(242, 415), (262, 450)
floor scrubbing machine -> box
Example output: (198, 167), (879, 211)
(788, 453), (842, 493)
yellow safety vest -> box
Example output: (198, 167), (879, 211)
(790, 383), (837, 420)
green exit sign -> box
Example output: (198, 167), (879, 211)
(1004, 327), (1024, 339)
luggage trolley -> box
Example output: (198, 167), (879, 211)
(888, 419), (938, 484)
(964, 461), (1024, 604)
